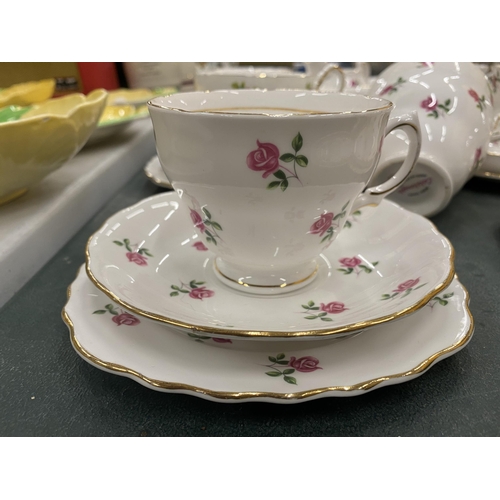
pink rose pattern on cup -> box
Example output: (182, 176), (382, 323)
(380, 76), (406, 95)
(264, 353), (322, 385)
(93, 303), (140, 326)
(337, 256), (379, 276)
(247, 133), (308, 191)
(381, 278), (426, 300)
(113, 238), (152, 266)
(421, 96), (452, 119)
(469, 88), (487, 112)
(170, 280), (215, 300)
(192, 241), (208, 251)
(309, 201), (349, 243)
(190, 206), (223, 246)
(300, 300), (348, 321)
(472, 147), (483, 171)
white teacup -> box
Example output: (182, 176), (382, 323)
(194, 64), (345, 92)
(148, 90), (421, 295)
(368, 62), (494, 216)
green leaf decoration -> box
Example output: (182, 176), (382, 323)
(171, 285), (181, 291)
(381, 294), (391, 300)
(273, 170), (287, 181)
(93, 310), (106, 314)
(341, 201), (349, 212)
(280, 179), (289, 192)
(279, 153), (295, 163)
(267, 181), (281, 190)
(305, 315), (318, 320)
(333, 212), (344, 220)
(123, 239), (132, 251)
(353, 210), (362, 216)
(202, 207), (211, 219)
(189, 280), (197, 288)
(359, 265), (371, 273)
(268, 356), (277, 363)
(344, 221), (352, 228)
(105, 304), (118, 315)
(296, 155), (308, 167)
(170, 291), (179, 297)
(277, 353), (285, 360)
(414, 284), (426, 290)
(372, 261), (379, 266)
(179, 289), (189, 293)
(283, 368), (295, 375)
(113, 241), (124, 246)
(276, 360), (289, 365)
(321, 317), (333, 321)
(443, 293), (454, 299)
(143, 250), (153, 257)
(307, 301), (314, 307)
(284, 376), (297, 385)
(317, 312), (327, 317)
(445, 99), (451, 106)
(211, 222), (223, 231)
(292, 132), (303, 152)
(266, 371), (281, 377)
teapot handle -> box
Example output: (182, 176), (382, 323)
(313, 64), (345, 92)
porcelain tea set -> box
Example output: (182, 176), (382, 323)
(63, 63), (481, 403)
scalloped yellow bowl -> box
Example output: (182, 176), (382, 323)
(0, 89), (107, 205)
(0, 79), (56, 108)
(106, 86), (178, 106)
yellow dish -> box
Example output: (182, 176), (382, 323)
(0, 79), (56, 107)
(106, 86), (177, 106)
(0, 89), (107, 205)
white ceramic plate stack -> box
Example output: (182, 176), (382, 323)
(62, 191), (474, 404)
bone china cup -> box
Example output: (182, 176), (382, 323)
(148, 90), (421, 295)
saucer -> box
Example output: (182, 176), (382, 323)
(85, 192), (455, 340)
(63, 266), (473, 403)
(143, 155), (172, 189)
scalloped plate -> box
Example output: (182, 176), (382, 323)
(63, 266), (473, 403)
(85, 192), (455, 340)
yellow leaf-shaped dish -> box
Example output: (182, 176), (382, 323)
(0, 79), (56, 107)
(0, 89), (107, 205)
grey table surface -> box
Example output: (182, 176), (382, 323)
(1, 170), (499, 437)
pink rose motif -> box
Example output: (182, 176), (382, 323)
(189, 286), (215, 300)
(420, 96), (437, 111)
(320, 301), (348, 314)
(246, 140), (281, 178)
(288, 356), (322, 373)
(380, 85), (393, 95)
(212, 338), (232, 343)
(393, 278), (420, 293)
(309, 212), (334, 236)
(469, 89), (480, 102)
(339, 256), (362, 268)
(190, 209), (205, 232)
(192, 241), (208, 251)
(126, 252), (148, 266)
(112, 312), (140, 326)
(474, 147), (482, 163)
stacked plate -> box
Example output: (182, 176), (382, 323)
(62, 191), (473, 403)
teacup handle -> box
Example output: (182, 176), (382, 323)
(313, 64), (345, 92)
(350, 111), (422, 213)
